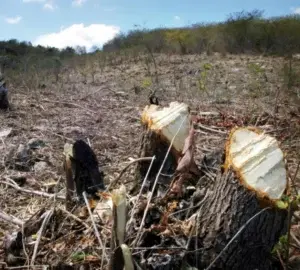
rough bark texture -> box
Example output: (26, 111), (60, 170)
(189, 169), (288, 270)
(134, 126), (178, 191)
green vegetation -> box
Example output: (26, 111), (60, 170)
(1, 9), (300, 94)
(103, 10), (300, 56)
(0, 39), (75, 72)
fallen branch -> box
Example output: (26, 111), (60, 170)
(0, 211), (24, 227)
(0, 179), (66, 201)
(196, 123), (227, 134)
(126, 156), (156, 232)
(59, 207), (90, 230)
(83, 191), (108, 264)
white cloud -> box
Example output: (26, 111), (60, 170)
(291, 7), (300, 14)
(43, 1), (57, 10)
(5, 16), (22, 24)
(72, 0), (87, 7)
(33, 23), (120, 51)
(174, 15), (181, 21)
(23, 0), (57, 10)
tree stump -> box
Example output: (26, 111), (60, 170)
(190, 169), (288, 270)
(134, 102), (192, 192)
(190, 127), (289, 270)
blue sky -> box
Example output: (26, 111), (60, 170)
(1, 0), (299, 51)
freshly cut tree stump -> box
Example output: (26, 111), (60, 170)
(191, 127), (289, 270)
(135, 102), (192, 190)
(135, 102), (289, 269)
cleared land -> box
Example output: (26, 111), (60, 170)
(0, 53), (299, 268)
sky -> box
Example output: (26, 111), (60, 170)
(0, 0), (300, 52)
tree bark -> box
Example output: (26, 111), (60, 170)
(189, 169), (288, 270)
(134, 126), (178, 191)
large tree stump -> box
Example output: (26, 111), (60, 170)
(190, 169), (288, 270)
(190, 127), (289, 270)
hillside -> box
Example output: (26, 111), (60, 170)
(103, 10), (300, 56)
(0, 9), (300, 270)
(1, 51), (300, 268)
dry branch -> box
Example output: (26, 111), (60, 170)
(0, 211), (24, 227)
(0, 179), (66, 200)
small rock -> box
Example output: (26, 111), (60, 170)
(34, 161), (47, 173)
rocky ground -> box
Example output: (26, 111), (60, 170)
(0, 53), (299, 268)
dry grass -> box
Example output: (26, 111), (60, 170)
(0, 52), (299, 268)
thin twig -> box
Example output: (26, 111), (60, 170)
(82, 191), (108, 263)
(277, 250), (287, 270)
(290, 231), (300, 247)
(196, 123), (227, 134)
(290, 160), (300, 196)
(0, 179), (65, 200)
(59, 207), (90, 229)
(126, 156), (156, 232)
(21, 222), (30, 267)
(31, 209), (54, 266)
(286, 199), (292, 266)
(106, 157), (154, 191)
(205, 207), (271, 270)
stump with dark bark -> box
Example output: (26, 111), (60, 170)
(135, 125), (179, 189)
(192, 127), (289, 269)
(135, 103), (289, 269)
(189, 169), (288, 270)
(134, 102), (193, 194)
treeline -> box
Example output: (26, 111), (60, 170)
(103, 10), (300, 56)
(0, 39), (76, 73)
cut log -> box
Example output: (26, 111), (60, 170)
(190, 127), (289, 270)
